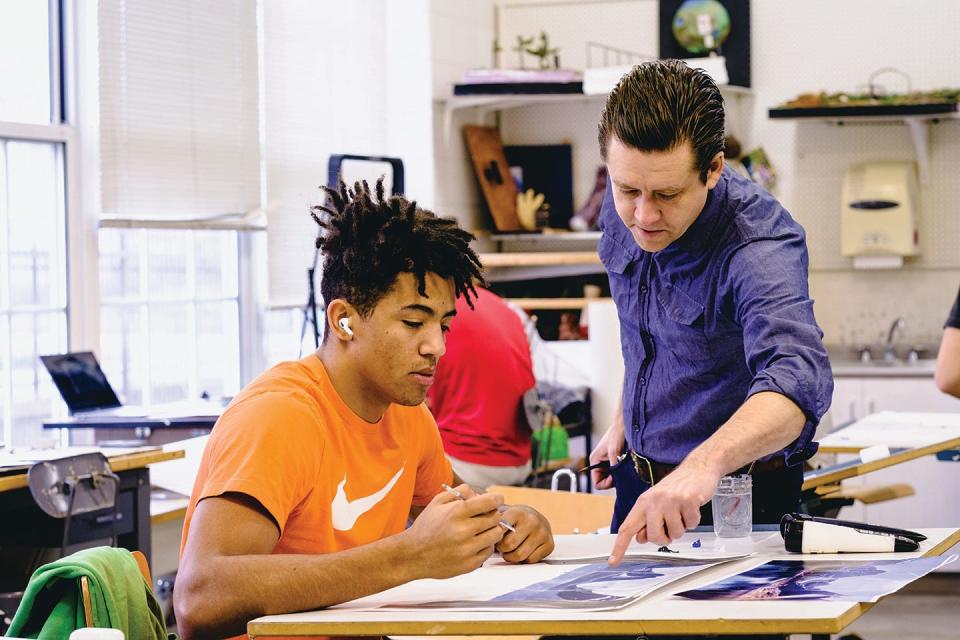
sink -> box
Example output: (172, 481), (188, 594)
(825, 344), (938, 370)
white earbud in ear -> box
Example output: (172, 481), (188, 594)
(338, 317), (354, 337)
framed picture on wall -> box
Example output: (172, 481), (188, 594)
(659, 0), (751, 88)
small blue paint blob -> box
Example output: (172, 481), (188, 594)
(692, 538), (702, 548)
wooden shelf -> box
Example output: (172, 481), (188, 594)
(507, 297), (611, 310)
(442, 83), (752, 114)
(768, 102), (959, 119)
(767, 105), (959, 185)
(485, 231), (601, 243)
(479, 251), (601, 268)
(438, 84), (752, 143)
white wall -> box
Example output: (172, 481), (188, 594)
(749, 0), (960, 348)
(428, 0), (497, 233)
(262, 0), (389, 306)
(429, 0), (960, 347)
(263, 0), (452, 305)
(385, 1), (436, 207)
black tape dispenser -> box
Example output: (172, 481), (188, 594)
(780, 513), (926, 553)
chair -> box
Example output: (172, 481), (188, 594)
(5, 546), (167, 639)
(0, 452), (125, 635)
(80, 550), (152, 627)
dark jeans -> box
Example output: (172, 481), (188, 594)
(610, 456), (803, 533)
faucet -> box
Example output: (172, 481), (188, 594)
(884, 317), (905, 362)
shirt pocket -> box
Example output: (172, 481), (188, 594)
(598, 234), (633, 275)
(655, 283), (712, 361)
(598, 235), (636, 316)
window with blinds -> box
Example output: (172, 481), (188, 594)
(96, 1), (255, 403)
(98, 0), (261, 219)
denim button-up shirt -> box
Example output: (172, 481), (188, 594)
(599, 166), (832, 466)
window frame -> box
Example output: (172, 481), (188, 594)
(0, 0), (90, 446)
(97, 226), (246, 405)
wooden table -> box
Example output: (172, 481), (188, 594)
(247, 528), (960, 638)
(0, 447), (184, 564)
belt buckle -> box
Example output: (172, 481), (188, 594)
(630, 450), (657, 486)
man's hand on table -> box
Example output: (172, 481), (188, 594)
(608, 463), (721, 565)
(496, 504), (555, 563)
(404, 484), (505, 579)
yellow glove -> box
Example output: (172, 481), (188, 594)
(516, 188), (545, 231)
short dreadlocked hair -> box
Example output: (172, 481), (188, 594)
(310, 177), (484, 332)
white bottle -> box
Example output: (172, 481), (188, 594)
(69, 629), (125, 640)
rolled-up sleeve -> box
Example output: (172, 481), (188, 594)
(946, 286), (960, 329)
(726, 233), (833, 464)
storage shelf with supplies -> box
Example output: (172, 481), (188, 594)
(768, 104), (960, 185)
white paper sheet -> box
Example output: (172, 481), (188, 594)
(332, 533), (768, 613)
(341, 555), (726, 612)
(545, 532), (756, 564)
(677, 554), (958, 602)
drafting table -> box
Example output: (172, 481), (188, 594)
(817, 411), (960, 454)
(800, 411), (960, 511)
(0, 447), (184, 565)
(43, 412), (218, 447)
(246, 527), (960, 638)
(43, 401), (224, 445)
(802, 436), (960, 491)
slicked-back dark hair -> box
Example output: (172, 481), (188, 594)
(310, 178), (483, 334)
(598, 59), (725, 183)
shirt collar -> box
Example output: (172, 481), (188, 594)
(673, 166), (730, 256)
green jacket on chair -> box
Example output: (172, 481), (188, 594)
(6, 546), (170, 639)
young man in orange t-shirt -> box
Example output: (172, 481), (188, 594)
(174, 179), (554, 639)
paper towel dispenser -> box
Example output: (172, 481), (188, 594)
(841, 162), (919, 268)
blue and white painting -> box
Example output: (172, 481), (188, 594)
(677, 556), (955, 602)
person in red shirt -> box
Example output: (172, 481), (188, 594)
(429, 288), (536, 488)
(174, 179), (553, 640)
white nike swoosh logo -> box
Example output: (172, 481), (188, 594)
(330, 465), (404, 531)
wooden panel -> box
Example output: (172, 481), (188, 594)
(479, 251), (601, 267)
(463, 125), (521, 231)
(486, 485), (613, 534)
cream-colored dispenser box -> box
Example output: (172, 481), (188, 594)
(841, 162), (919, 265)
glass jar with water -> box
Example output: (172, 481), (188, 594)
(712, 474), (753, 538)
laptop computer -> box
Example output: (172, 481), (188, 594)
(40, 351), (220, 420)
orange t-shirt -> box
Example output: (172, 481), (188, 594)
(181, 353), (452, 559)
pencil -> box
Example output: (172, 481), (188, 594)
(441, 483), (517, 532)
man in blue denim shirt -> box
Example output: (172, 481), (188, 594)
(587, 61), (833, 565)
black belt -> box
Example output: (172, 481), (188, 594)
(629, 450), (787, 486)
